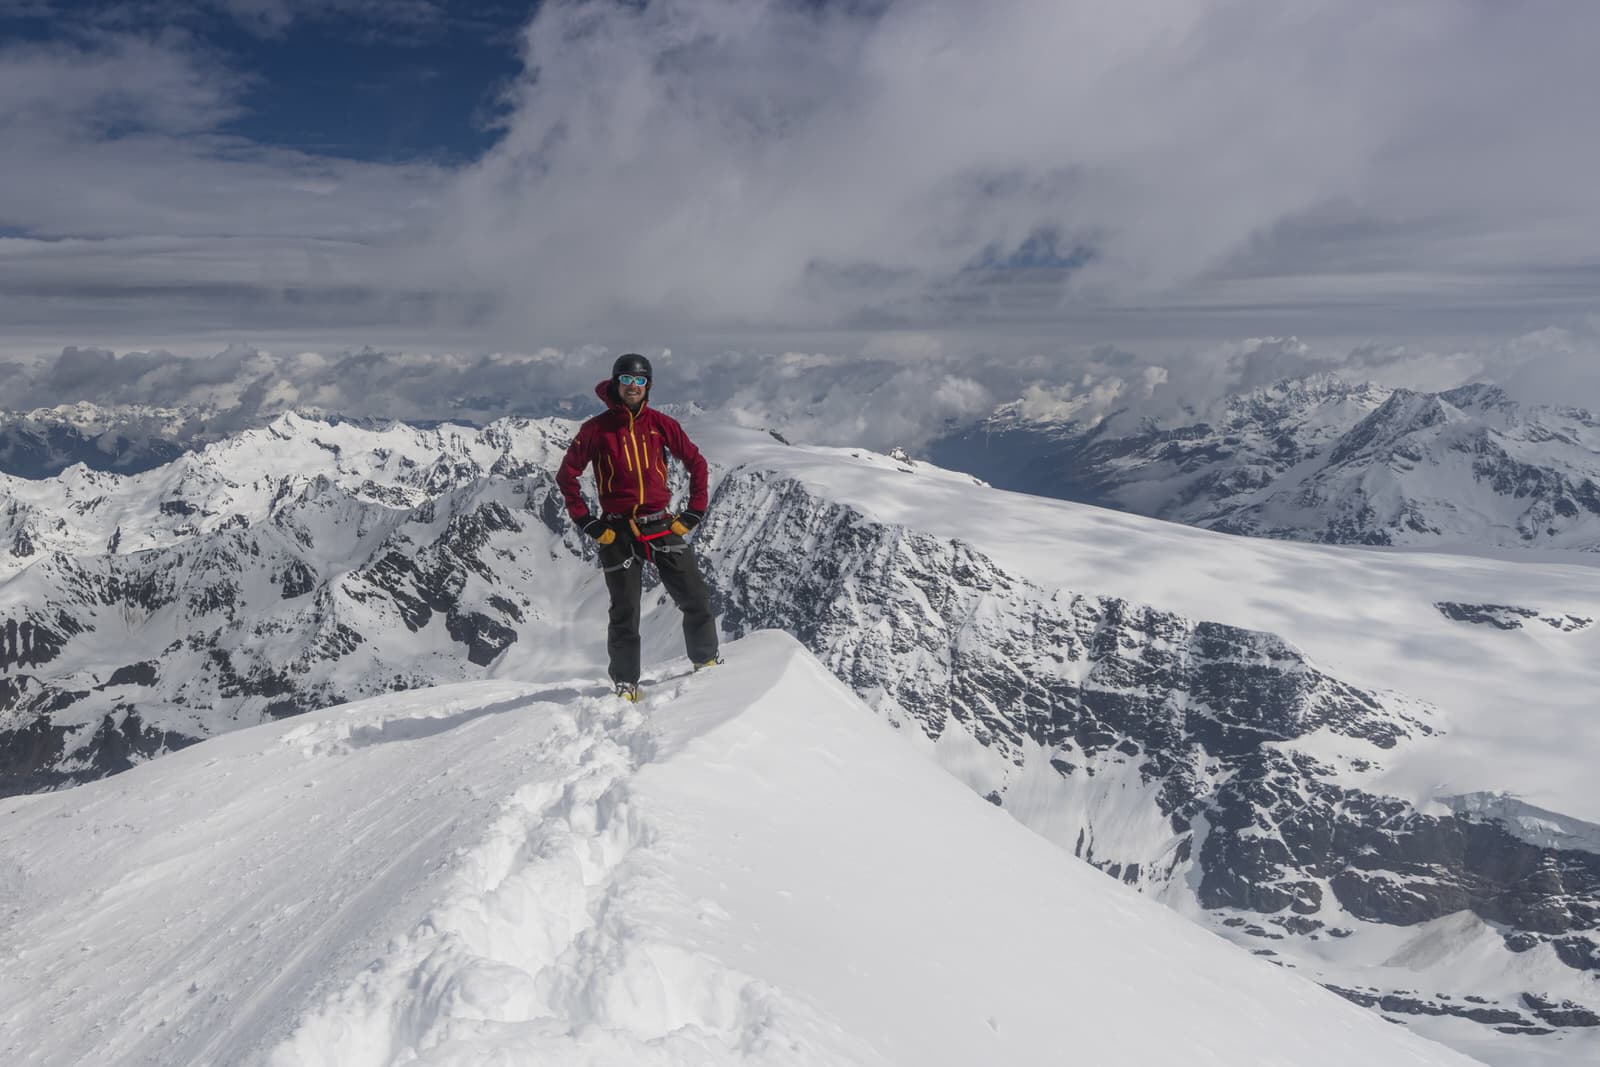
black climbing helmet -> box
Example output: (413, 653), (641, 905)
(611, 353), (652, 382)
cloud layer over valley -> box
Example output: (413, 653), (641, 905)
(11, 318), (1600, 456)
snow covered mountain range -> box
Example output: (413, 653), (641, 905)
(2, 409), (1598, 1064)
(929, 375), (1600, 551)
(0, 402), (217, 479)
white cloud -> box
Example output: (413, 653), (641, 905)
(1412, 325), (1600, 415)
(1013, 383), (1094, 425)
(0, 32), (451, 341)
(0, 32), (240, 133)
(425, 0), (1600, 341)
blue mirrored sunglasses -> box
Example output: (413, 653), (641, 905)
(617, 374), (649, 387)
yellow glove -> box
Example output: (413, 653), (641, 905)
(580, 517), (617, 545)
(670, 519), (690, 536)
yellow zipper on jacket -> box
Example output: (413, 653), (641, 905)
(627, 408), (646, 513)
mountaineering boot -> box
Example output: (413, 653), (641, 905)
(693, 657), (723, 672)
(614, 681), (641, 702)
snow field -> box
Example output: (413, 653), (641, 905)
(1, 631), (1484, 1066)
(1, 679), (573, 1066)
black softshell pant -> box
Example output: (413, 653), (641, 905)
(599, 525), (718, 684)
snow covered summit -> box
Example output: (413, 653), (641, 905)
(0, 632), (1476, 1067)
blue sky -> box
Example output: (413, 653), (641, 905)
(2, 0), (1599, 422)
(215, 4), (530, 163)
(1, 1), (532, 161)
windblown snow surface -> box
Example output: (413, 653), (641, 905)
(0, 632), (1477, 1067)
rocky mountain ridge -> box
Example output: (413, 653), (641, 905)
(0, 401), (225, 479)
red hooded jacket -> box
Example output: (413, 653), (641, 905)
(556, 380), (709, 523)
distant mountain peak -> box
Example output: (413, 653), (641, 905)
(1437, 381), (1512, 412)
(932, 374), (1600, 552)
(1234, 371), (1375, 404)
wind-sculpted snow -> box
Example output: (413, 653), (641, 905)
(268, 683), (846, 1066)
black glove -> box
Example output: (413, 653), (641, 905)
(670, 509), (704, 536)
(579, 516), (617, 545)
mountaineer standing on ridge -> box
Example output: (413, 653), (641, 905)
(555, 353), (721, 701)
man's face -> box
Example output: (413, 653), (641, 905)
(618, 375), (648, 407)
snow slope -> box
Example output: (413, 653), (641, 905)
(0, 632), (1480, 1067)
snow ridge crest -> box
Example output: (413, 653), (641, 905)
(271, 635), (856, 1067)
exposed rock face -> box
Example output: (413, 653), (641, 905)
(1435, 601), (1593, 632)
(930, 376), (1600, 552)
(1330, 985), (1532, 1027)
(701, 468), (1418, 795)
(693, 470), (1600, 975)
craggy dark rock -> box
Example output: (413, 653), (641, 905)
(1328, 987), (1531, 1028)
(1522, 993), (1600, 1027)
(1435, 602), (1539, 629)
(104, 661), (158, 687)
(1435, 601), (1592, 632)
(0, 714), (73, 797)
(277, 560), (317, 599)
(445, 610), (517, 667)
(81, 710), (199, 779)
(1553, 936), (1600, 972)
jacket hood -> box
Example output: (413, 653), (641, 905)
(595, 378), (650, 414)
